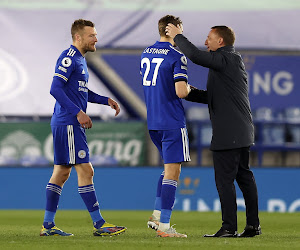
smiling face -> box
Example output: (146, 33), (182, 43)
(204, 29), (223, 52)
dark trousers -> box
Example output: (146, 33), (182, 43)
(212, 147), (260, 231)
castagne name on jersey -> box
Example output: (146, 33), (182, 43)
(143, 48), (170, 55)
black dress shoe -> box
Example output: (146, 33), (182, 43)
(203, 228), (238, 237)
(238, 225), (262, 237)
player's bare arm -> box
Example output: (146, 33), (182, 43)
(77, 110), (93, 129)
(175, 81), (191, 99)
(108, 98), (120, 116)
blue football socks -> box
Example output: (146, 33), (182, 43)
(78, 184), (105, 229)
(160, 179), (177, 223)
(43, 183), (62, 229)
(154, 171), (165, 211)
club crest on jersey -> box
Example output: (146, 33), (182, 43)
(181, 56), (187, 65)
(78, 150), (86, 159)
(61, 57), (72, 67)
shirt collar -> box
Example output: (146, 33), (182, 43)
(70, 45), (84, 57)
(216, 45), (235, 52)
(155, 41), (173, 47)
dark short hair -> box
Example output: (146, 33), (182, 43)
(158, 15), (182, 37)
(211, 26), (235, 46)
(71, 19), (95, 40)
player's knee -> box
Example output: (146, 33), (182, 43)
(85, 167), (94, 178)
(85, 162), (94, 177)
(76, 162), (94, 179)
(164, 168), (181, 181)
(52, 171), (70, 184)
(50, 171), (70, 186)
(61, 171), (71, 183)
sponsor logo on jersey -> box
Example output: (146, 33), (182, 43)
(61, 57), (72, 67)
(78, 81), (88, 93)
(78, 81), (87, 87)
(78, 150), (86, 159)
(58, 66), (67, 73)
(78, 87), (88, 93)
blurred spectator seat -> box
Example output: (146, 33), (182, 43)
(186, 106), (210, 121)
(284, 107), (300, 144)
(184, 106), (300, 166)
(252, 107), (300, 166)
(186, 107), (212, 145)
(186, 106), (212, 164)
(253, 107), (285, 145)
(254, 107), (274, 121)
(284, 107), (300, 123)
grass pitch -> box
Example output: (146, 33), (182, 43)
(0, 210), (299, 250)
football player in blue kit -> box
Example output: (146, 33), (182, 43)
(141, 15), (191, 238)
(40, 19), (126, 237)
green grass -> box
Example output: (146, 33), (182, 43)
(0, 210), (299, 250)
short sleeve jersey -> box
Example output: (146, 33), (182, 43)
(51, 45), (89, 126)
(141, 41), (188, 130)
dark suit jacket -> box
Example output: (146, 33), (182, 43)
(174, 34), (254, 150)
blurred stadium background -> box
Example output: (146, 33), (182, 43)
(0, 0), (299, 213)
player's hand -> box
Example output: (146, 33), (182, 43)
(108, 98), (120, 116)
(77, 110), (93, 129)
(165, 23), (183, 39)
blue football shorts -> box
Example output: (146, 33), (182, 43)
(149, 127), (191, 164)
(51, 125), (89, 165)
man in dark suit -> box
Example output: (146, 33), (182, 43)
(166, 24), (261, 238)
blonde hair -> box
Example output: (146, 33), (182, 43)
(158, 15), (182, 37)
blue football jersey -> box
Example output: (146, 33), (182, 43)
(51, 45), (89, 126)
(141, 41), (188, 130)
